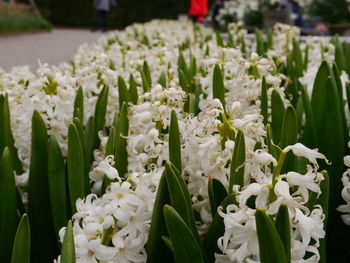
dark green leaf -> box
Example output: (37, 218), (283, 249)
(229, 130), (245, 191)
(256, 209), (288, 263)
(67, 123), (85, 213)
(73, 86), (84, 123)
(274, 204), (291, 262)
(163, 205), (204, 263)
(28, 110), (58, 262)
(208, 178), (227, 217)
(271, 89), (286, 144)
(169, 110), (182, 173)
(118, 76), (129, 109)
(114, 103), (128, 177)
(0, 147), (18, 263)
(213, 64), (226, 111)
(48, 135), (68, 241)
(61, 220), (76, 263)
(11, 214), (30, 263)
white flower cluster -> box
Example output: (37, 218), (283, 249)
(1, 20), (339, 262)
(217, 144), (327, 262)
(337, 143), (350, 225)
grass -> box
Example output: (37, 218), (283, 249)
(0, 3), (52, 33)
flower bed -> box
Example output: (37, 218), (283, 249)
(0, 20), (350, 263)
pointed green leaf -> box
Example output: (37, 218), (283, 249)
(280, 105), (297, 172)
(300, 84), (317, 147)
(179, 69), (188, 93)
(169, 110), (182, 174)
(28, 110), (58, 262)
(118, 76), (129, 109)
(73, 86), (84, 123)
(73, 117), (89, 195)
(114, 103), (128, 177)
(48, 135), (68, 241)
(271, 89), (285, 144)
(256, 209), (288, 263)
(158, 72), (167, 88)
(274, 204), (291, 262)
(213, 64), (226, 110)
(84, 116), (95, 174)
(141, 70), (150, 93)
(146, 170), (174, 263)
(260, 77), (268, 125)
(61, 220), (76, 263)
(216, 32), (224, 47)
(67, 123), (85, 213)
(229, 130), (245, 192)
(143, 61), (152, 85)
(11, 214), (30, 263)
(208, 178), (227, 217)
(163, 205), (204, 263)
(129, 74), (139, 104)
(0, 147), (18, 263)
(0, 94), (23, 174)
(94, 85), (109, 148)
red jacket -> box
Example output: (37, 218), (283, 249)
(188, 0), (208, 17)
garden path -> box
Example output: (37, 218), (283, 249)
(0, 29), (107, 71)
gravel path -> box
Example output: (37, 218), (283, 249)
(0, 29), (107, 72)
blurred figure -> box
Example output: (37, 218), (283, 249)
(92, 0), (117, 32)
(188, 0), (208, 23)
(212, 0), (223, 28)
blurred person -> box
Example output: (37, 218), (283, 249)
(92, 0), (117, 32)
(212, 0), (223, 28)
(188, 0), (208, 23)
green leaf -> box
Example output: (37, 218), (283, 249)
(208, 178), (227, 217)
(255, 28), (266, 57)
(300, 84), (317, 147)
(84, 116), (95, 175)
(0, 94), (23, 174)
(274, 204), (291, 262)
(169, 110), (182, 174)
(260, 76), (268, 125)
(292, 39), (303, 77)
(256, 209), (288, 263)
(213, 64), (226, 111)
(146, 170), (174, 263)
(67, 123), (85, 213)
(73, 117), (89, 194)
(179, 69), (188, 93)
(311, 62), (345, 227)
(61, 220), (76, 263)
(280, 105), (297, 172)
(158, 72), (167, 88)
(118, 76), (129, 109)
(0, 147), (18, 263)
(216, 32), (224, 47)
(271, 89), (286, 144)
(48, 135), (68, 241)
(165, 162), (201, 248)
(178, 52), (188, 78)
(105, 126), (115, 156)
(94, 85), (109, 148)
(203, 194), (236, 262)
(129, 74), (139, 104)
(11, 214), (30, 263)
(28, 110), (58, 262)
(229, 130), (245, 191)
(161, 236), (174, 252)
(143, 61), (152, 86)
(141, 70), (150, 93)
(114, 103), (129, 177)
(334, 36), (346, 72)
(73, 86), (84, 123)
(163, 205), (204, 263)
